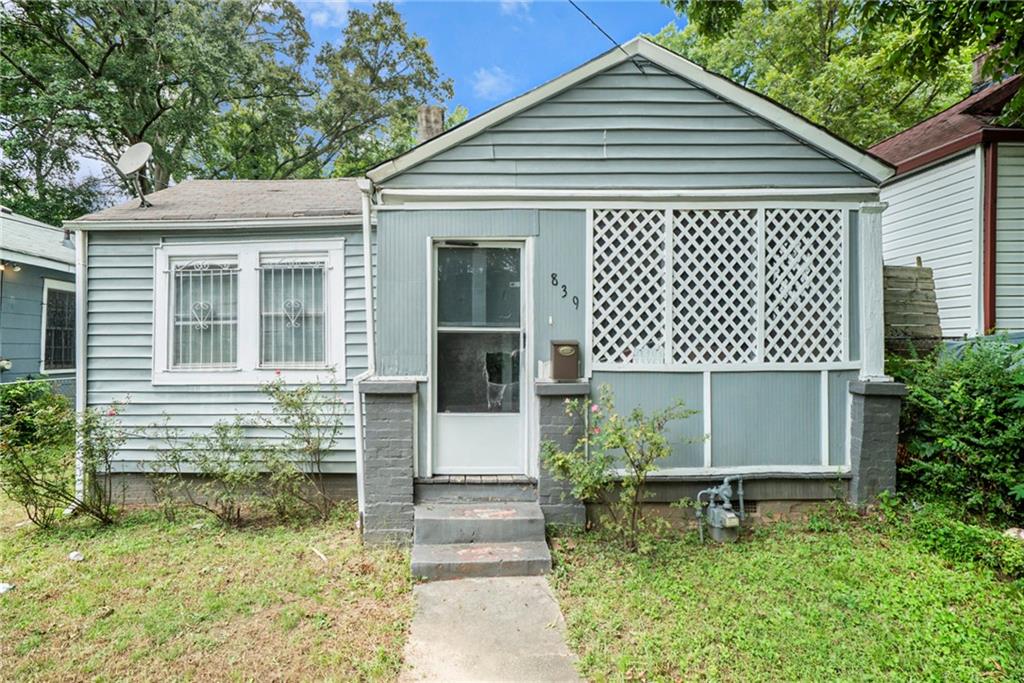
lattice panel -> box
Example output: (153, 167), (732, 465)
(672, 210), (759, 363)
(591, 209), (667, 364)
(764, 209), (844, 363)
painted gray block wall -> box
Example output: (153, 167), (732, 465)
(85, 227), (369, 473)
(848, 380), (906, 504)
(378, 59), (875, 190)
(360, 382), (417, 545)
(0, 262), (75, 386)
(536, 382), (588, 525)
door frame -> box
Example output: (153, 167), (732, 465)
(425, 236), (534, 477)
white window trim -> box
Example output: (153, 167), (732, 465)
(152, 239), (346, 385)
(39, 278), (77, 375)
(587, 205), (855, 373)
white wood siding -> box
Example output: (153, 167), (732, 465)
(996, 143), (1024, 331)
(881, 151), (981, 337)
(86, 228), (369, 473)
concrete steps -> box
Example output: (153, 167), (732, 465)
(411, 502), (551, 581)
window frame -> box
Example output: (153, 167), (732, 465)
(153, 239), (346, 385)
(39, 278), (77, 375)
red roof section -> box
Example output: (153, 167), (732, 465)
(870, 76), (1024, 176)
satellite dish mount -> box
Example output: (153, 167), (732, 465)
(116, 142), (154, 208)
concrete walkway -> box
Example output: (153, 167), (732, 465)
(399, 576), (582, 682)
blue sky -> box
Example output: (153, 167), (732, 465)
(299, 0), (685, 117)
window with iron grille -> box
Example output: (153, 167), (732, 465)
(42, 280), (75, 372)
(259, 257), (327, 367)
(590, 207), (848, 369)
(171, 260), (239, 369)
(153, 240), (346, 385)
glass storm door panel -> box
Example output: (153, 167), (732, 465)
(433, 245), (525, 474)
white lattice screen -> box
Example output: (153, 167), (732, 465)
(591, 209), (666, 364)
(590, 207), (846, 367)
(764, 208), (844, 363)
(672, 210), (759, 364)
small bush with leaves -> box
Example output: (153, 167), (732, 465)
(888, 337), (1024, 524)
(260, 374), (350, 521)
(0, 380), (127, 526)
(154, 419), (269, 526)
(541, 384), (700, 552)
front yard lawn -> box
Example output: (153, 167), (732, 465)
(0, 496), (412, 681)
(550, 519), (1024, 681)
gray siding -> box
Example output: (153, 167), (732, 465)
(86, 228), (368, 473)
(386, 210), (858, 471)
(376, 209), (540, 376)
(0, 262), (75, 395)
(380, 59), (874, 190)
(590, 371), (704, 468)
(711, 372), (820, 467)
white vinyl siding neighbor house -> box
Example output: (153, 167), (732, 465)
(872, 75), (1024, 337)
(996, 143), (1024, 330)
(880, 152), (982, 337)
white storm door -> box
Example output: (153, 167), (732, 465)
(433, 243), (525, 474)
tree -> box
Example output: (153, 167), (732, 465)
(1, 0), (452, 204)
(331, 104), (468, 178)
(859, 1), (1024, 126)
(657, 0), (972, 147)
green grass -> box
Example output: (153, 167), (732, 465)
(0, 496), (412, 682)
(550, 517), (1024, 682)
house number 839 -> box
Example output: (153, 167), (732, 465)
(550, 273), (580, 310)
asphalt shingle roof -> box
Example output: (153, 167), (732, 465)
(74, 178), (363, 223)
(0, 208), (75, 265)
(870, 76), (1023, 175)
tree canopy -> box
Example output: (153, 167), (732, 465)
(0, 0), (452, 225)
(657, 0), (974, 148)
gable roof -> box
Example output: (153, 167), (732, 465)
(870, 76), (1024, 177)
(0, 207), (75, 271)
(368, 37), (894, 185)
(68, 179), (363, 229)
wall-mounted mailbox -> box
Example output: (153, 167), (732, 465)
(550, 340), (580, 381)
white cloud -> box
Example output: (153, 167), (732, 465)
(472, 66), (517, 101)
(298, 0), (350, 28)
(499, 0), (532, 19)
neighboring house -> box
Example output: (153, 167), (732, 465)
(69, 38), (904, 571)
(871, 73), (1024, 337)
(0, 207), (77, 398)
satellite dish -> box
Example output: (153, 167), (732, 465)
(115, 142), (154, 208)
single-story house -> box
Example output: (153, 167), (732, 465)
(0, 207), (77, 398)
(69, 37), (904, 573)
(871, 71), (1024, 337)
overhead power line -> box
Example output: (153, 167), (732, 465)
(567, 0), (646, 74)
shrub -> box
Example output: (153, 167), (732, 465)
(541, 384), (700, 552)
(0, 381), (126, 526)
(153, 419), (272, 526)
(260, 374), (350, 521)
(888, 337), (1024, 524)
(906, 504), (1024, 580)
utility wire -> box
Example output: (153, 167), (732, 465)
(567, 0), (646, 73)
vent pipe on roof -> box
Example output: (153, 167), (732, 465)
(417, 104), (444, 142)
